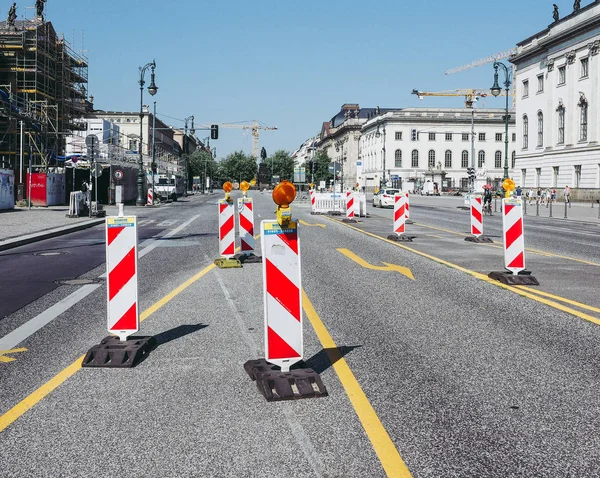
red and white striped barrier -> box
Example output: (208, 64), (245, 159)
(261, 220), (302, 372)
(393, 193), (406, 234)
(345, 191), (355, 219)
(404, 192), (410, 220)
(106, 216), (139, 341)
(218, 199), (235, 257)
(470, 194), (483, 237)
(147, 188), (153, 206)
(502, 198), (525, 273)
(238, 197), (255, 252)
(310, 190), (315, 213)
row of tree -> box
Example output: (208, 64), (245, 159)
(185, 149), (336, 188)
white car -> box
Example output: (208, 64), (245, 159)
(372, 188), (401, 208)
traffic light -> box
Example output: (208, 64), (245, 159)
(151, 162), (157, 173)
(467, 167), (475, 181)
(411, 129), (417, 141)
(210, 124), (219, 140)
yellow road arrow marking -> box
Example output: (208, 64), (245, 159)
(0, 348), (28, 363)
(299, 219), (326, 228)
(337, 248), (414, 280)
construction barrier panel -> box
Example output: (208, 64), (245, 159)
(261, 220), (303, 372)
(68, 191), (84, 217)
(311, 192), (345, 214)
(147, 188), (153, 206)
(470, 194), (483, 237)
(404, 192), (410, 219)
(345, 191), (355, 219)
(238, 197), (255, 253)
(218, 199), (235, 258)
(393, 194), (406, 234)
(502, 197), (525, 273)
(106, 216), (139, 341)
(309, 190), (315, 213)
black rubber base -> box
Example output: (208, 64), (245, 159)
(465, 236), (493, 243)
(234, 252), (262, 264)
(82, 335), (157, 368)
(488, 270), (539, 286)
(244, 358), (328, 402)
(342, 218), (358, 223)
(387, 233), (414, 242)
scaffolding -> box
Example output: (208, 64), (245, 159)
(0, 8), (88, 172)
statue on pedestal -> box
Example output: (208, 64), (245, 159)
(573, 0), (581, 12)
(553, 4), (560, 22)
(7, 3), (17, 28)
(35, 0), (45, 20)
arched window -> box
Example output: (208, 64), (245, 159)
(579, 95), (588, 141)
(511, 151), (516, 169)
(523, 115), (529, 149)
(478, 150), (485, 168)
(557, 104), (565, 144)
(495, 151), (502, 168)
(537, 111), (543, 147)
(428, 149), (435, 168)
(461, 150), (469, 168)
(411, 150), (419, 168)
(444, 150), (452, 168)
(395, 149), (402, 168)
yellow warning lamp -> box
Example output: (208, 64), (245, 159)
(223, 181), (233, 202)
(272, 180), (296, 227)
(502, 178), (515, 198)
(309, 183), (314, 190)
(240, 180), (250, 197)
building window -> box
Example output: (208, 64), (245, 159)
(558, 65), (566, 85)
(462, 133), (469, 141)
(581, 57), (589, 78)
(429, 132), (436, 141)
(537, 111), (544, 147)
(523, 115), (529, 149)
(445, 133), (453, 141)
(537, 75), (544, 93)
(445, 150), (452, 168)
(512, 151), (516, 169)
(478, 133), (486, 141)
(536, 168), (541, 187)
(512, 133), (516, 142)
(495, 133), (503, 142)
(579, 96), (588, 141)
(522, 79), (529, 97)
(553, 166), (559, 187)
(478, 150), (485, 168)
(428, 149), (436, 168)
(575, 165), (581, 188)
(395, 131), (402, 140)
(395, 149), (402, 167)
(411, 150), (419, 168)
(461, 150), (469, 168)
(495, 151), (502, 168)
(557, 105), (565, 144)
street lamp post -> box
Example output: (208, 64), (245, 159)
(136, 60), (158, 206)
(334, 139), (346, 191)
(184, 115), (195, 196)
(151, 101), (156, 205)
(375, 124), (386, 187)
(491, 61), (511, 181)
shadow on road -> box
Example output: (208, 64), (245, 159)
(300, 345), (362, 374)
(153, 323), (208, 347)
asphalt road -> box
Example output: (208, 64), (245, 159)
(1, 191), (599, 477)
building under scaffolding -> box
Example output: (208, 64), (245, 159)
(0, 10), (89, 174)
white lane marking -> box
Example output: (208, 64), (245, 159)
(0, 284), (101, 350)
(137, 219), (156, 227)
(157, 220), (177, 227)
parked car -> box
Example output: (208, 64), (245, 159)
(372, 188), (401, 208)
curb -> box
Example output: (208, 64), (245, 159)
(0, 218), (105, 252)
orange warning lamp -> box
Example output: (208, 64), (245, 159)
(223, 181), (233, 202)
(240, 180), (250, 193)
(273, 181), (296, 227)
(502, 178), (515, 198)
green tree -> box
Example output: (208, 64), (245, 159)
(312, 150), (333, 184)
(217, 151), (258, 184)
(268, 150), (295, 182)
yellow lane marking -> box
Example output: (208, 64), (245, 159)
(337, 248), (414, 280)
(302, 290), (412, 478)
(0, 348), (27, 363)
(327, 217), (600, 326)
(515, 287), (600, 314)
(299, 219), (326, 228)
(0, 262), (217, 434)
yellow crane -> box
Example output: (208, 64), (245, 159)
(200, 120), (277, 159)
(411, 88), (511, 108)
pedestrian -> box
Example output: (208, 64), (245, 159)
(528, 187), (534, 205)
(516, 186), (522, 197)
(564, 185), (571, 204)
(537, 187), (542, 204)
(551, 188), (557, 203)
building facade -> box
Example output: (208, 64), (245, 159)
(360, 108), (516, 192)
(511, 1), (600, 198)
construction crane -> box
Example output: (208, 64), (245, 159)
(444, 48), (517, 75)
(199, 120), (277, 159)
(411, 88), (508, 108)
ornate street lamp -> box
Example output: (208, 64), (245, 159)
(136, 60), (158, 206)
(334, 138), (346, 191)
(183, 115), (195, 196)
(491, 61), (511, 181)
(375, 123), (386, 187)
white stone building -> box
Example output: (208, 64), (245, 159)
(510, 1), (600, 199)
(360, 108), (516, 192)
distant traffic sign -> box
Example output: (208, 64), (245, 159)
(91, 163), (102, 178)
(113, 169), (123, 181)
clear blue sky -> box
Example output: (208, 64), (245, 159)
(40, 0), (571, 158)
